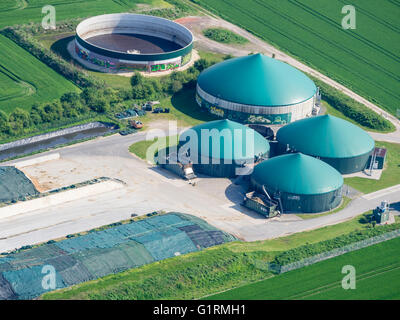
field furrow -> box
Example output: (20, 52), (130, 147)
(194, 0), (400, 116)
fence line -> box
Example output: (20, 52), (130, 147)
(269, 229), (400, 274)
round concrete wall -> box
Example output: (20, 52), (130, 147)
(75, 13), (193, 73)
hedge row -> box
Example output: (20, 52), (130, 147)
(313, 77), (394, 131)
(272, 223), (400, 266)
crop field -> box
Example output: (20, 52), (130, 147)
(0, 0), (173, 115)
(206, 236), (400, 300)
(193, 0), (400, 116)
(0, 0), (171, 28)
(0, 35), (78, 114)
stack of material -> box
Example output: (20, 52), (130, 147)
(0, 213), (236, 300)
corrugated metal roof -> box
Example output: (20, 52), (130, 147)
(276, 115), (375, 158)
(179, 119), (270, 161)
(252, 153), (343, 195)
(197, 53), (317, 107)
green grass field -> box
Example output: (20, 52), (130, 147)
(0, 0), (171, 115)
(193, 0), (400, 117)
(0, 34), (78, 114)
(344, 141), (400, 194)
(129, 135), (179, 162)
(0, 0), (171, 28)
(206, 237), (400, 300)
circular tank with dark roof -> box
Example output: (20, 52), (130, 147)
(179, 119), (270, 177)
(195, 53), (317, 125)
(251, 153), (343, 213)
(276, 115), (375, 174)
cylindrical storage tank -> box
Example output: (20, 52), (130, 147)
(196, 53), (317, 125)
(276, 115), (375, 174)
(251, 153), (343, 213)
(74, 13), (193, 73)
(179, 119), (270, 177)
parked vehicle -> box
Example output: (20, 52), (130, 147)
(153, 107), (162, 113)
(129, 120), (143, 129)
(119, 128), (137, 136)
(142, 103), (152, 111)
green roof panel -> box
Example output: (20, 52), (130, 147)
(276, 115), (375, 158)
(252, 153), (343, 195)
(197, 53), (317, 107)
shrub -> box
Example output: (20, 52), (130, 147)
(8, 108), (31, 134)
(131, 72), (144, 87)
(203, 28), (248, 44)
(194, 59), (213, 72)
(0, 110), (8, 133)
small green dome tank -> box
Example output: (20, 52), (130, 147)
(252, 153), (343, 195)
(277, 115), (374, 158)
(276, 115), (375, 173)
(180, 119), (270, 162)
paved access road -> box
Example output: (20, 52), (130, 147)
(0, 131), (399, 253)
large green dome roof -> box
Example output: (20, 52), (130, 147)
(197, 53), (317, 107)
(276, 115), (375, 158)
(179, 119), (270, 161)
(252, 153), (343, 195)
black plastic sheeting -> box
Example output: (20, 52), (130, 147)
(0, 274), (16, 300)
(0, 166), (39, 203)
(179, 225), (226, 248)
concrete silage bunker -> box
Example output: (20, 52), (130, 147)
(251, 153), (343, 213)
(276, 115), (375, 174)
(178, 119), (270, 178)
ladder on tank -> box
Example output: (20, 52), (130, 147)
(365, 148), (378, 176)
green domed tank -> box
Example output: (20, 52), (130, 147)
(251, 153), (343, 213)
(179, 119), (270, 177)
(196, 53), (317, 124)
(276, 115), (375, 174)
